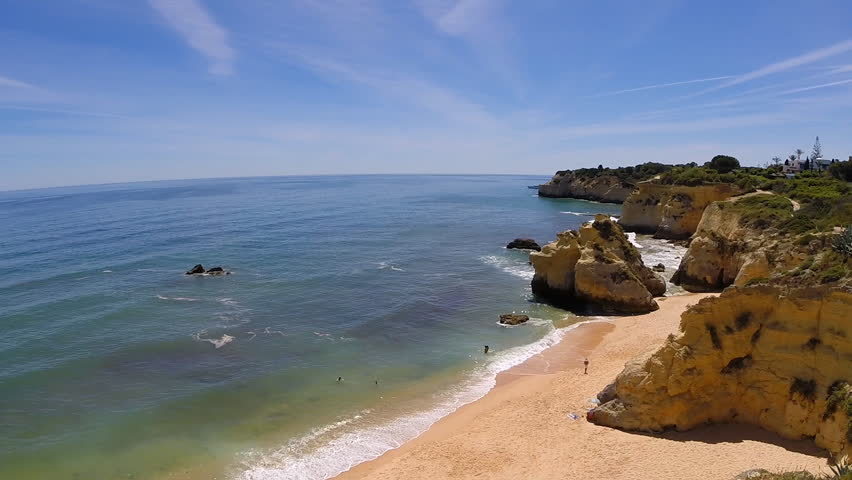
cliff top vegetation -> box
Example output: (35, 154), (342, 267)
(555, 162), (679, 184)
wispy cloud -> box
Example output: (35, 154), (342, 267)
(551, 113), (787, 138)
(416, 0), (524, 95)
(588, 75), (734, 98)
(778, 78), (852, 96)
(0, 105), (128, 118)
(147, 0), (235, 75)
(267, 42), (496, 128)
(687, 39), (852, 98)
(826, 64), (852, 75)
(0, 74), (36, 89)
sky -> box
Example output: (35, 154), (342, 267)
(2, 0), (852, 190)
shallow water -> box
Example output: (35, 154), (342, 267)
(0, 176), (678, 479)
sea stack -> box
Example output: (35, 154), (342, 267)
(530, 214), (665, 313)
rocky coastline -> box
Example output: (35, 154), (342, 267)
(533, 160), (852, 461)
(538, 171), (634, 203)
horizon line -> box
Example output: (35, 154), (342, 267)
(0, 172), (558, 194)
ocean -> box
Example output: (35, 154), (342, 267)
(0, 175), (682, 479)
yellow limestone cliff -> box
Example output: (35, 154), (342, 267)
(671, 193), (816, 291)
(538, 172), (634, 203)
(619, 182), (742, 239)
(530, 214), (666, 313)
(589, 285), (852, 458)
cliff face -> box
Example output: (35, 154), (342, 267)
(538, 172), (634, 203)
(530, 214), (666, 313)
(619, 183), (742, 239)
(589, 285), (852, 458)
(672, 195), (813, 292)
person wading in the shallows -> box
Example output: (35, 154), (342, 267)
(483, 345), (490, 354)
(583, 358), (589, 374)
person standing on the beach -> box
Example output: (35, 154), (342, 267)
(583, 358), (589, 374)
(483, 345), (490, 354)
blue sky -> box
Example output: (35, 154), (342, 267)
(2, 0), (852, 190)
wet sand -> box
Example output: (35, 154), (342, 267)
(336, 293), (829, 480)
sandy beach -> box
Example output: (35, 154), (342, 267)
(336, 293), (830, 480)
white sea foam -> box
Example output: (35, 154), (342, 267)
(377, 262), (405, 272)
(218, 297), (239, 306)
(193, 332), (235, 349)
(626, 232), (642, 248)
(156, 294), (199, 302)
(559, 211), (593, 216)
(102, 270), (113, 273)
(479, 255), (534, 280)
(633, 235), (686, 273)
(236, 320), (599, 480)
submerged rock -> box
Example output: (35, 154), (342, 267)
(530, 214), (665, 313)
(652, 263), (666, 272)
(185, 264), (205, 275)
(506, 238), (541, 251)
(185, 264), (230, 275)
(499, 314), (530, 325)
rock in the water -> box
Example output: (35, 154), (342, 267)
(186, 264), (205, 275)
(499, 314), (529, 325)
(506, 238), (541, 251)
(652, 263), (666, 272)
(206, 266), (226, 274)
(530, 214), (665, 313)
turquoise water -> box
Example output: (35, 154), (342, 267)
(0, 175), (633, 479)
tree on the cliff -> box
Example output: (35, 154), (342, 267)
(810, 136), (822, 160)
(706, 155), (740, 173)
(772, 156), (782, 166)
(796, 148), (805, 161)
(828, 160), (852, 181)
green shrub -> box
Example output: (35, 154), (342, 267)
(833, 226), (852, 257)
(706, 154), (740, 173)
(820, 265), (847, 283)
(730, 194), (793, 229)
(795, 233), (817, 246)
(828, 160), (852, 181)
(565, 162), (678, 183)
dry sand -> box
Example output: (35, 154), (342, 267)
(336, 293), (830, 480)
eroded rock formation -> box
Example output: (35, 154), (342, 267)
(589, 285), (852, 458)
(671, 194), (822, 292)
(538, 172), (635, 203)
(619, 182), (742, 239)
(530, 214), (665, 313)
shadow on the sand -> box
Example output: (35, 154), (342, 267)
(629, 423), (829, 458)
